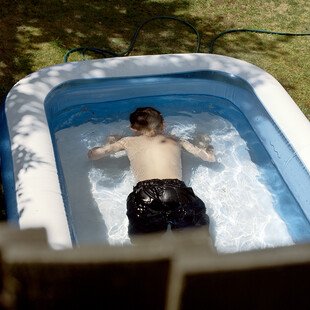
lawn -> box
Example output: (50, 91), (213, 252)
(0, 0), (309, 217)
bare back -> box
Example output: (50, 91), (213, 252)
(88, 133), (215, 182)
(123, 135), (182, 181)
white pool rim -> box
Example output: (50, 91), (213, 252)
(4, 54), (310, 248)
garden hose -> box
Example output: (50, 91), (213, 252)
(64, 16), (200, 62)
(208, 28), (310, 53)
(64, 16), (310, 62)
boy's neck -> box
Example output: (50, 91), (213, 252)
(137, 130), (163, 137)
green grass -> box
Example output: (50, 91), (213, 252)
(0, 0), (309, 116)
(0, 0), (309, 215)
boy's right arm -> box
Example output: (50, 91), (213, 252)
(180, 139), (216, 162)
(88, 137), (127, 160)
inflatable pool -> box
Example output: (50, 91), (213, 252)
(1, 54), (310, 250)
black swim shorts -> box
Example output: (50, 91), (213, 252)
(126, 179), (209, 236)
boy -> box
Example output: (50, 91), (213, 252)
(88, 107), (215, 239)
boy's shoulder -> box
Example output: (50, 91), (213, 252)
(120, 134), (181, 143)
(122, 134), (178, 143)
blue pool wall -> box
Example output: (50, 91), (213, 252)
(0, 101), (19, 222)
(1, 67), (310, 248)
(44, 71), (310, 220)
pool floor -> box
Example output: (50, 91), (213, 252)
(53, 95), (310, 252)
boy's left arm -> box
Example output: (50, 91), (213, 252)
(88, 138), (127, 160)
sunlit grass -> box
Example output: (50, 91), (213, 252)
(0, 0), (309, 118)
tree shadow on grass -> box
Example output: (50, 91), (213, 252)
(0, 0), (293, 100)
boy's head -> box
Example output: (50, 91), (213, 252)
(130, 107), (164, 135)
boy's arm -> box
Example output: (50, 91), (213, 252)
(180, 139), (216, 162)
(88, 137), (127, 160)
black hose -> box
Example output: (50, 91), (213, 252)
(64, 16), (310, 62)
(64, 16), (200, 62)
(208, 28), (310, 53)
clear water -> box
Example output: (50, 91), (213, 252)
(54, 95), (310, 253)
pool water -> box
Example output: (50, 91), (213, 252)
(54, 94), (310, 253)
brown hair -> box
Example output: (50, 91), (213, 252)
(129, 107), (164, 136)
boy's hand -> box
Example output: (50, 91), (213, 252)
(88, 137), (125, 160)
(88, 147), (100, 159)
(192, 133), (215, 157)
(194, 133), (212, 148)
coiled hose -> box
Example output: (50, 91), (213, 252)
(64, 16), (310, 62)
